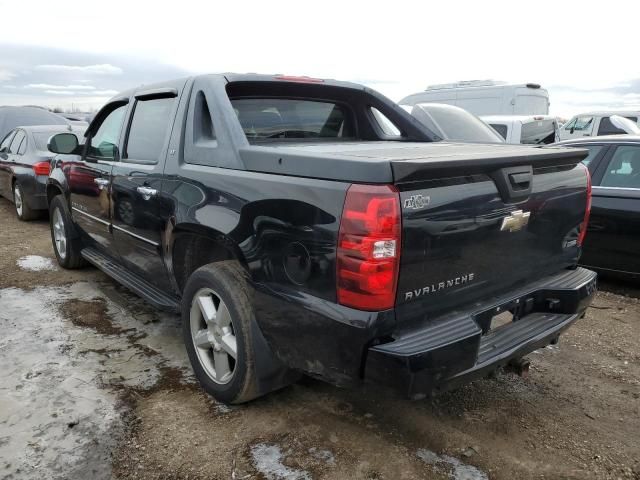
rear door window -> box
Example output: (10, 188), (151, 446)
(1, 131), (15, 151)
(231, 98), (354, 141)
(597, 116), (638, 136)
(600, 145), (640, 188)
(124, 97), (175, 164)
(9, 130), (26, 154)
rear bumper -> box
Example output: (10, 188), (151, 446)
(17, 174), (48, 210)
(365, 267), (597, 397)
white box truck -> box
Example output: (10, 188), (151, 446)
(400, 80), (550, 116)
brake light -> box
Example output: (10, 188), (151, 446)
(577, 163), (592, 247)
(274, 75), (324, 84)
(33, 161), (51, 176)
(337, 184), (401, 311)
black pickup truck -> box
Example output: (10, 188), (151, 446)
(45, 74), (597, 403)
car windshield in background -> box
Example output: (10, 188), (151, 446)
(521, 120), (556, 144)
(410, 103), (504, 143)
(230, 98), (354, 141)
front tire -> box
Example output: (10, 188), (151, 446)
(14, 182), (38, 221)
(49, 195), (86, 269)
(182, 261), (266, 404)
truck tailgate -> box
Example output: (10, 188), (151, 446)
(392, 144), (589, 323)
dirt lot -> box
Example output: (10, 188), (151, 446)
(0, 197), (638, 480)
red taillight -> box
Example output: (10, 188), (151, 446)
(33, 161), (51, 176)
(337, 184), (401, 311)
(577, 163), (592, 247)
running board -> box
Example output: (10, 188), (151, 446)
(81, 247), (180, 313)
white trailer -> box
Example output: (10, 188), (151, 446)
(399, 80), (550, 116)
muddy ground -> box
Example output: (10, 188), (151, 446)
(0, 197), (638, 480)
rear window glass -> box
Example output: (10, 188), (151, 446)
(520, 120), (557, 144)
(231, 98), (353, 140)
(597, 116), (638, 136)
(411, 104), (503, 143)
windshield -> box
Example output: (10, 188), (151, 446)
(409, 103), (504, 143)
(230, 98), (354, 141)
(520, 119), (557, 144)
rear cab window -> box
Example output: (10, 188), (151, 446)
(224, 80), (425, 145)
(231, 98), (354, 141)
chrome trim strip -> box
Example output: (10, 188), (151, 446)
(113, 224), (160, 247)
(71, 207), (110, 226)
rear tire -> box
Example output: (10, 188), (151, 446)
(14, 182), (38, 221)
(182, 261), (269, 404)
(49, 195), (86, 269)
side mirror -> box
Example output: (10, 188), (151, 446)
(48, 133), (79, 155)
(570, 128), (575, 134)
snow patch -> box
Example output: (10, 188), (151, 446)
(0, 282), (190, 480)
(417, 448), (488, 480)
(16, 255), (57, 271)
(308, 446), (335, 465)
(250, 443), (311, 480)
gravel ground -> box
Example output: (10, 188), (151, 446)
(0, 197), (638, 480)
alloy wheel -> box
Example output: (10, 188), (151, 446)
(52, 208), (67, 260)
(14, 185), (23, 217)
(189, 288), (238, 384)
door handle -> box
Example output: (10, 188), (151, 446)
(136, 186), (158, 200)
(94, 178), (110, 189)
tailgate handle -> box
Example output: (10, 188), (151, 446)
(509, 172), (531, 190)
(491, 165), (533, 203)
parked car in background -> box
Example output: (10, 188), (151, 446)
(555, 135), (640, 279)
(0, 125), (85, 220)
(400, 103), (504, 143)
(559, 111), (640, 141)
(45, 73), (595, 404)
(59, 113), (91, 127)
(483, 115), (559, 144)
(0, 106), (70, 139)
(399, 80), (550, 116)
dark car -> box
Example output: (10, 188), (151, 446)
(555, 135), (640, 279)
(401, 103), (505, 143)
(0, 125), (85, 220)
(45, 73), (595, 404)
(0, 106), (70, 139)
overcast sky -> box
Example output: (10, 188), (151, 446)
(1, 0), (639, 117)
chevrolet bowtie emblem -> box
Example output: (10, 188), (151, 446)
(500, 210), (531, 232)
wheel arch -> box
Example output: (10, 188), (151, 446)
(169, 223), (250, 294)
(46, 180), (66, 207)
